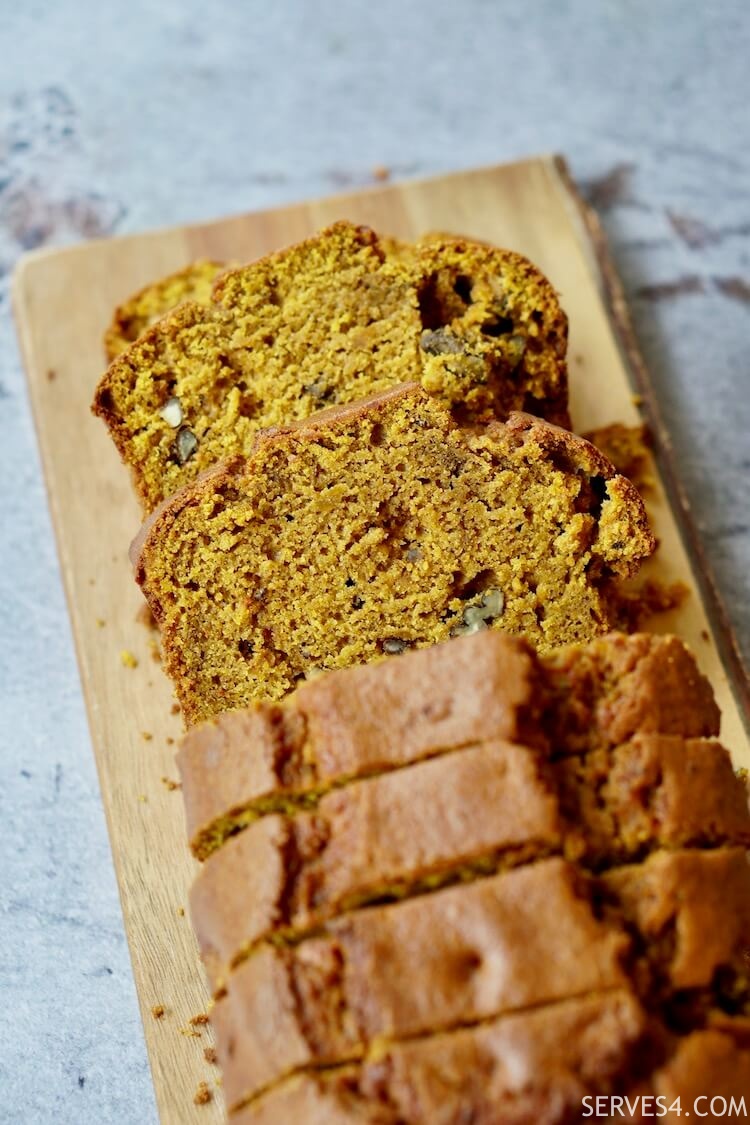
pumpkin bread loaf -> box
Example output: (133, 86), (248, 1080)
(133, 384), (654, 723)
(94, 222), (570, 511)
(177, 630), (720, 859)
(180, 630), (750, 1116)
(103, 259), (226, 361)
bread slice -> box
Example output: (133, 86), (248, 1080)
(210, 848), (750, 1109)
(93, 222), (570, 510)
(103, 259), (226, 360)
(132, 384), (654, 723)
(189, 734), (750, 988)
(540, 630), (721, 756)
(651, 1029), (750, 1106)
(178, 630), (541, 858)
(554, 734), (750, 864)
(598, 847), (750, 993)
(230, 992), (648, 1123)
(190, 740), (564, 987)
(177, 631), (721, 859)
(231, 1004), (750, 1125)
(209, 858), (630, 1106)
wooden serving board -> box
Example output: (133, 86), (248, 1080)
(13, 156), (750, 1124)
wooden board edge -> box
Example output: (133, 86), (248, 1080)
(547, 154), (750, 734)
(10, 154), (559, 277)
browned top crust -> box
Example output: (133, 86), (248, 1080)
(229, 990), (647, 1121)
(541, 631), (721, 755)
(189, 731), (750, 992)
(177, 629), (539, 858)
(177, 630), (721, 860)
(190, 740), (563, 987)
(211, 858), (630, 1107)
(178, 625), (747, 1111)
(555, 734), (750, 863)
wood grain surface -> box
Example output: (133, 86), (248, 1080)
(12, 155), (750, 1124)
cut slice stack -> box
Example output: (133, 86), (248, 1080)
(177, 630), (750, 1119)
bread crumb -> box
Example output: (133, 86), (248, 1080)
(631, 393), (644, 406)
(96, 618), (106, 628)
(190, 1013), (210, 1028)
(136, 603), (157, 629)
(120, 649), (138, 668)
(203, 1046), (217, 1065)
(582, 422), (652, 491)
(613, 579), (690, 632)
(170, 702), (181, 715)
(180, 1027), (201, 1038)
(177, 906), (185, 917)
(161, 776), (181, 791)
(166, 736), (175, 746)
(372, 164), (390, 182)
(142, 731), (153, 742)
(193, 1081), (212, 1105)
(151, 1005), (165, 1019)
(701, 628), (710, 642)
(47, 368), (57, 382)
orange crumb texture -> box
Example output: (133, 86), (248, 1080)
(120, 649), (138, 668)
(150, 1005), (165, 1020)
(161, 776), (181, 790)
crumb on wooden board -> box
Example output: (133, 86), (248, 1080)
(193, 1081), (212, 1105)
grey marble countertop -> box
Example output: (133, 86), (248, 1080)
(1, 1), (748, 1121)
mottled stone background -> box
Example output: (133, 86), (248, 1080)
(0, 1), (748, 1121)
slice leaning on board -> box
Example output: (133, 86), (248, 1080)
(93, 221), (570, 512)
